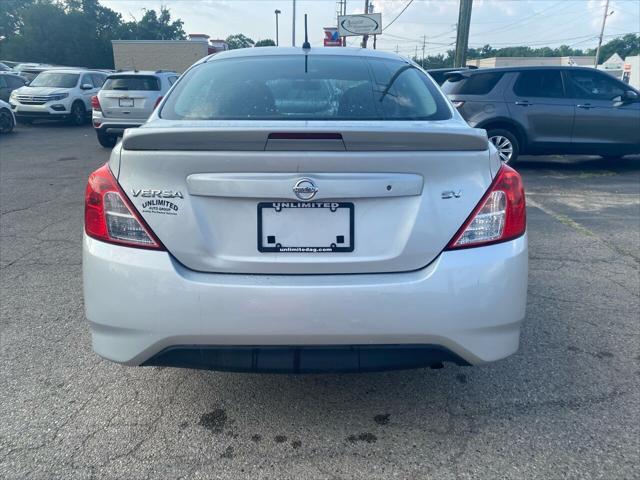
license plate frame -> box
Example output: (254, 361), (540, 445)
(257, 202), (354, 253)
(118, 98), (134, 107)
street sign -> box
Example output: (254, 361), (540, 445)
(337, 13), (382, 37)
(324, 27), (341, 47)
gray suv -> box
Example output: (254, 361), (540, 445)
(442, 66), (640, 163)
(92, 70), (179, 148)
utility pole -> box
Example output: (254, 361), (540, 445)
(594, 0), (612, 67)
(362, 0), (369, 48)
(343, 0), (348, 46)
(454, 0), (473, 68)
(292, 0), (296, 46)
(422, 35), (426, 65)
(275, 9), (281, 46)
(414, 45), (418, 62)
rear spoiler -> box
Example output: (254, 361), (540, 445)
(443, 70), (473, 82)
(121, 126), (489, 152)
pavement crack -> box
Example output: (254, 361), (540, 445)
(528, 198), (640, 264)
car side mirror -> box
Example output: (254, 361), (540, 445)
(614, 90), (638, 105)
(81, 83), (93, 90)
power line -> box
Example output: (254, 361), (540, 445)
(384, 31), (638, 57)
(382, 0), (414, 32)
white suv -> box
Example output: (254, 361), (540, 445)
(91, 70), (179, 148)
(9, 69), (106, 125)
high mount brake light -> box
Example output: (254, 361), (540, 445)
(446, 164), (526, 250)
(84, 164), (164, 250)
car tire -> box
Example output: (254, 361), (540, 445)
(0, 109), (15, 133)
(487, 128), (519, 164)
(69, 101), (86, 126)
(96, 130), (118, 148)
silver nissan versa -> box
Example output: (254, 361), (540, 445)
(83, 47), (528, 373)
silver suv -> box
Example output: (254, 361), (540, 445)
(92, 70), (178, 148)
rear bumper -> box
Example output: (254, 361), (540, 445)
(92, 112), (145, 135)
(94, 121), (145, 135)
(83, 233), (528, 370)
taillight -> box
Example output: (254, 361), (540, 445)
(84, 164), (164, 250)
(91, 95), (101, 112)
(154, 96), (163, 109)
(445, 165), (525, 250)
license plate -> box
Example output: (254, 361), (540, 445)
(118, 98), (134, 107)
(258, 202), (354, 253)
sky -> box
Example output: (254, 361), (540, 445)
(101, 0), (640, 57)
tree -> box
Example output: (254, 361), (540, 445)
(0, 1), (70, 65)
(226, 34), (255, 50)
(595, 33), (640, 63)
(255, 39), (276, 47)
(121, 6), (185, 40)
(0, 1), (186, 68)
(0, 0), (35, 42)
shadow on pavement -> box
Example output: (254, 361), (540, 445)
(515, 154), (640, 173)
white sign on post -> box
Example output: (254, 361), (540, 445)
(337, 13), (382, 37)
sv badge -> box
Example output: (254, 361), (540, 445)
(441, 190), (462, 199)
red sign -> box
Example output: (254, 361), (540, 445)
(324, 27), (341, 47)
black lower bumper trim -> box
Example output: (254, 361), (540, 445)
(96, 124), (142, 133)
(16, 112), (67, 119)
(142, 345), (471, 373)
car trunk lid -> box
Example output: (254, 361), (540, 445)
(116, 122), (492, 274)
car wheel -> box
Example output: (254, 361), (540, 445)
(0, 109), (15, 133)
(487, 129), (519, 164)
(96, 130), (118, 148)
(69, 101), (86, 126)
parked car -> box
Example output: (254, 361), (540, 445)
(0, 99), (16, 133)
(9, 69), (106, 125)
(83, 47), (528, 373)
(91, 70), (179, 148)
(0, 73), (28, 102)
(12, 63), (56, 82)
(426, 66), (477, 85)
(0, 60), (20, 69)
(442, 66), (640, 163)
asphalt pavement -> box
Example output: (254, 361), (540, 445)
(1, 123), (638, 479)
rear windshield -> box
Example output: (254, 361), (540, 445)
(30, 72), (79, 88)
(160, 55), (451, 121)
(103, 75), (160, 91)
(442, 72), (504, 95)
